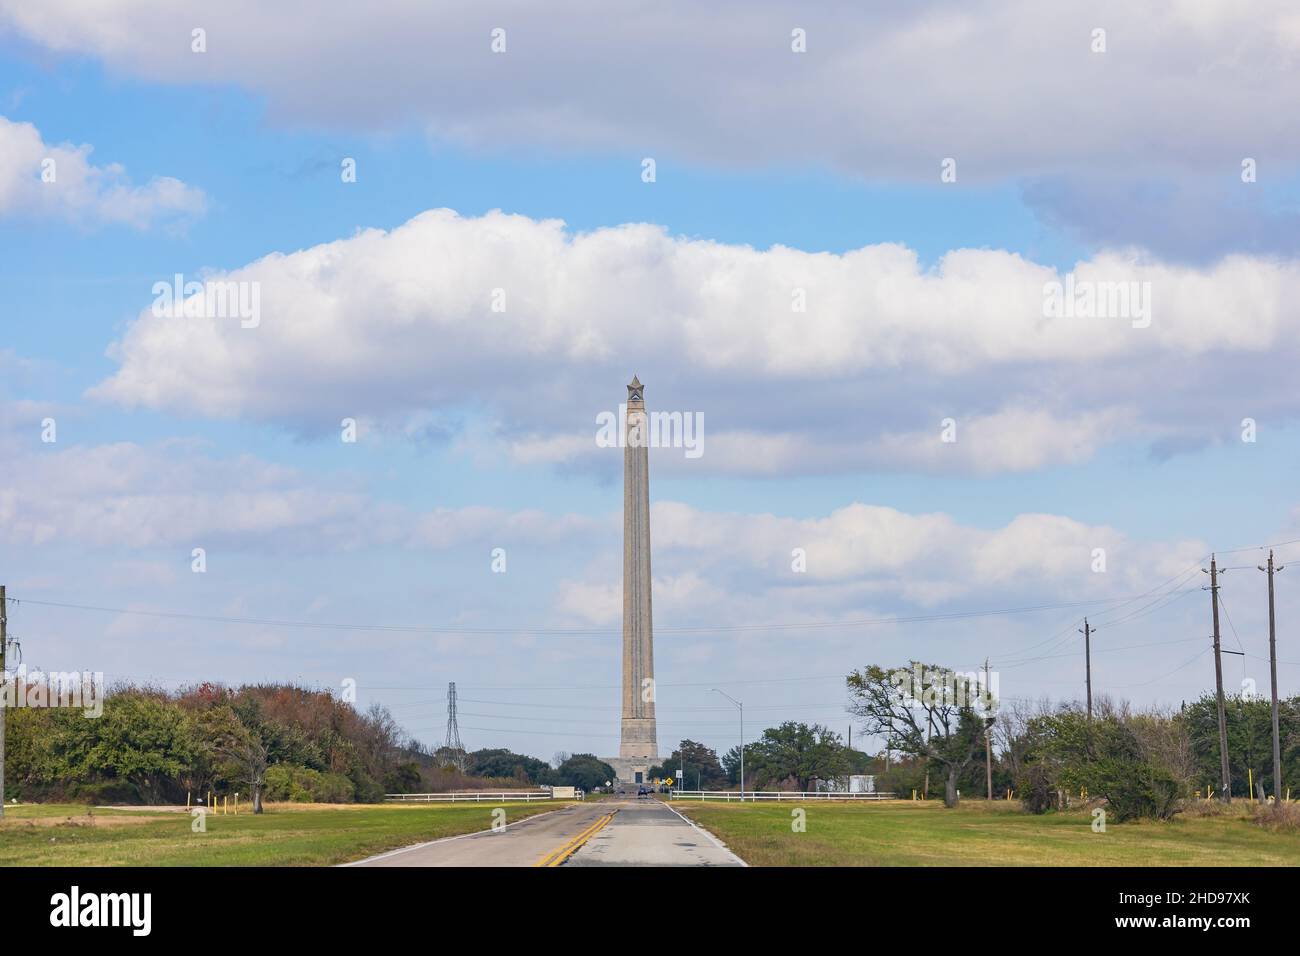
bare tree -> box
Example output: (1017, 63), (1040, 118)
(994, 696), (1053, 786)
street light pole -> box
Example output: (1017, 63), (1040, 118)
(712, 689), (744, 801)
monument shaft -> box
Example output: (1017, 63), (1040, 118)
(603, 376), (658, 785)
(621, 379), (657, 761)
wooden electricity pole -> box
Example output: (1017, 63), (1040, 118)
(1207, 556), (1232, 802)
(1258, 550), (1284, 801)
(1079, 618), (1093, 721)
(984, 657), (993, 800)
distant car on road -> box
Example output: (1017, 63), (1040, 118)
(637, 786), (650, 798)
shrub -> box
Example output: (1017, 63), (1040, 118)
(265, 765), (319, 802)
(1087, 755), (1181, 821)
(1252, 801), (1300, 833)
(1029, 709), (1185, 821)
(66, 780), (142, 805)
(1017, 763), (1061, 814)
(316, 772), (356, 803)
(264, 765), (356, 803)
(347, 769), (385, 803)
(875, 763), (927, 800)
(383, 761), (423, 794)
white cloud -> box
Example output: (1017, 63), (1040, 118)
(0, 115), (205, 227)
(3, 2), (1298, 180)
(650, 501), (1204, 597)
(619, 406), (1137, 477)
(551, 500), (1207, 631)
(0, 433), (600, 552)
(0, 398), (1206, 627)
(90, 208), (1300, 475)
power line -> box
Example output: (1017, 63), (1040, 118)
(1213, 536), (1300, 557)
(990, 635), (1204, 669)
(1112, 646), (1214, 689)
(2, 592), (1158, 638)
(1213, 589), (1247, 654)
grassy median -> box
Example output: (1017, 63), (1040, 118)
(0, 801), (569, 866)
(672, 799), (1300, 866)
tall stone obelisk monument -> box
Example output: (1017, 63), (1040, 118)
(606, 375), (658, 784)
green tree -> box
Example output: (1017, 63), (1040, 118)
(721, 743), (760, 787)
(747, 722), (851, 791)
(552, 753), (616, 792)
(197, 702), (272, 813)
(847, 663), (990, 807)
(1029, 707), (1182, 820)
(467, 748), (551, 783)
(650, 739), (726, 789)
(54, 693), (197, 804)
(383, 761), (423, 794)
(2, 707), (57, 799)
(1183, 693), (1300, 798)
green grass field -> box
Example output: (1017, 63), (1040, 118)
(673, 799), (1300, 866)
(0, 801), (568, 866)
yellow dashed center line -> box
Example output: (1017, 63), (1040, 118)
(534, 810), (618, 867)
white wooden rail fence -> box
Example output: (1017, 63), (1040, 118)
(385, 791), (558, 803)
(669, 790), (898, 802)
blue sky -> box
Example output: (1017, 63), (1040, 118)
(2, 2), (1299, 763)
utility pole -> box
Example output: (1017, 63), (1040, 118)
(1258, 550), (1285, 802)
(984, 657), (993, 800)
(1079, 618), (1093, 721)
(1205, 556), (1232, 802)
(0, 585), (6, 819)
(712, 689), (743, 799)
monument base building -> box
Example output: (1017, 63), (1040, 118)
(601, 376), (659, 785)
(604, 757), (653, 786)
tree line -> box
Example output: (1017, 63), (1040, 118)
(1, 681), (666, 806)
(11, 666), (1289, 822)
(848, 660), (1300, 820)
(5, 682), (450, 809)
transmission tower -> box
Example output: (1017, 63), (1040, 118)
(443, 681), (467, 772)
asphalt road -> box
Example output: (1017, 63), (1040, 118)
(565, 798), (744, 867)
(345, 798), (744, 867)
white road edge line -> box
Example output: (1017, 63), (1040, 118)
(661, 800), (749, 867)
(337, 804), (575, 867)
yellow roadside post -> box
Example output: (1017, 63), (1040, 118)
(234, 793), (239, 814)
(186, 791), (191, 810)
(1248, 769), (1254, 802)
(223, 795), (228, 816)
